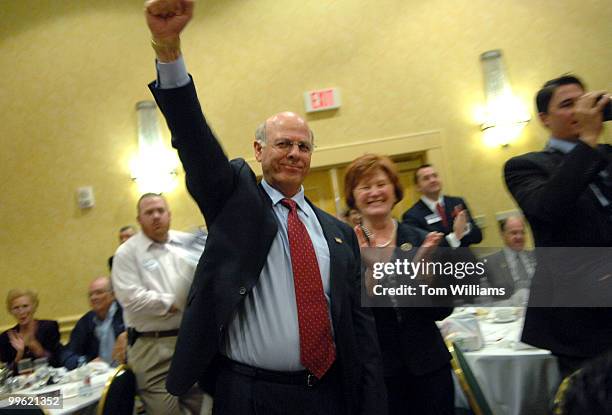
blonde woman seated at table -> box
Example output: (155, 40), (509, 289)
(0, 289), (62, 374)
(344, 154), (454, 415)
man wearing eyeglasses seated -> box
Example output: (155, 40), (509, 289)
(62, 277), (126, 370)
(143, 1), (386, 414)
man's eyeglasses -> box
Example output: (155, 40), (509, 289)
(88, 289), (112, 298)
(268, 139), (314, 154)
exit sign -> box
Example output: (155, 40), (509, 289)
(304, 88), (341, 113)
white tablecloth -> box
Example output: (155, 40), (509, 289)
(452, 313), (562, 415)
(0, 369), (114, 415)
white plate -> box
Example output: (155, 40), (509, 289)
(492, 316), (517, 323)
(87, 361), (110, 373)
(62, 384), (79, 399)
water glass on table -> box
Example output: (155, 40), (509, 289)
(33, 357), (48, 371)
(17, 358), (33, 376)
(33, 363), (52, 389)
(5, 376), (23, 393)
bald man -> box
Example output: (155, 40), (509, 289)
(144, 1), (386, 414)
(65, 277), (126, 369)
(484, 216), (535, 305)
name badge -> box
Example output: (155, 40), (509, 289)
(425, 213), (442, 225)
(142, 259), (159, 271)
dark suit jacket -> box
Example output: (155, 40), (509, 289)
(150, 79), (386, 414)
(504, 141), (612, 357)
(484, 249), (535, 298)
(62, 302), (125, 370)
(401, 196), (482, 247)
(372, 223), (452, 377)
(0, 320), (62, 372)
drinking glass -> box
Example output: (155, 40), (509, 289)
(33, 357), (48, 370)
(17, 358), (33, 376)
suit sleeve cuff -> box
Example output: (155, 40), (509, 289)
(156, 56), (190, 89)
(445, 233), (461, 248)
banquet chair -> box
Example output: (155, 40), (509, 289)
(552, 349), (612, 414)
(447, 341), (494, 415)
(552, 371), (577, 415)
(97, 364), (136, 415)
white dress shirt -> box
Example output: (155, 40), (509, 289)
(223, 180), (332, 371)
(155, 58), (333, 371)
(111, 230), (197, 332)
(502, 247), (535, 282)
(420, 195), (471, 248)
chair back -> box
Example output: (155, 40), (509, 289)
(552, 369), (583, 415)
(447, 341), (494, 415)
(97, 364), (136, 415)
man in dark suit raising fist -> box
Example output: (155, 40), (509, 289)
(143, 1), (386, 414)
(402, 164), (482, 248)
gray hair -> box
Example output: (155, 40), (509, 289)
(254, 119), (315, 145)
(498, 214), (525, 233)
(255, 122), (267, 143)
(90, 276), (113, 293)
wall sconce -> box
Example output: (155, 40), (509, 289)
(130, 101), (179, 193)
(478, 50), (530, 147)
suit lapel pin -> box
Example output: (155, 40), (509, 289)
(400, 243), (412, 251)
(334, 237), (343, 244)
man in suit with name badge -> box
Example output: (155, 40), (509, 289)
(402, 164), (482, 248)
(143, 1), (386, 414)
(402, 165), (483, 304)
(504, 75), (612, 377)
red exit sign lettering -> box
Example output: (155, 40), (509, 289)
(304, 88), (341, 113)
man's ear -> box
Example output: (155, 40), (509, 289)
(254, 140), (264, 162)
(538, 112), (549, 128)
(415, 181), (423, 194)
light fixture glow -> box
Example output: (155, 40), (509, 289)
(130, 101), (179, 193)
(479, 50), (530, 147)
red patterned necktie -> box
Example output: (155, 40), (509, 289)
(436, 202), (449, 229)
(280, 198), (336, 379)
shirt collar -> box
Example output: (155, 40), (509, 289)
(420, 195), (444, 212)
(93, 301), (117, 325)
(138, 230), (184, 252)
(503, 246), (521, 259)
(261, 179), (309, 216)
(166, 231), (184, 245)
(547, 137), (577, 154)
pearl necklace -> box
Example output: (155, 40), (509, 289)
(363, 220), (397, 247)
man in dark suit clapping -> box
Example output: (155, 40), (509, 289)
(402, 164), (482, 248)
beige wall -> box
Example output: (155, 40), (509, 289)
(1, 0), (610, 326)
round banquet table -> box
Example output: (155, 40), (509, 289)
(452, 312), (562, 415)
(0, 367), (113, 414)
